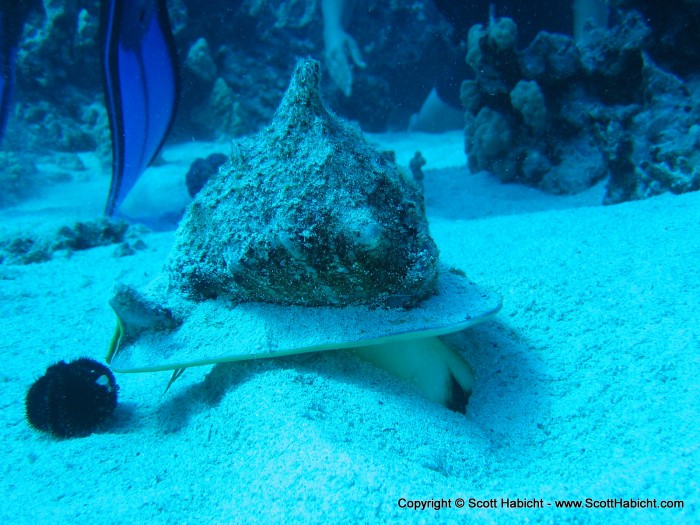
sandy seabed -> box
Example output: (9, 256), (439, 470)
(0, 131), (697, 524)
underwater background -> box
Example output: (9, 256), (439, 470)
(0, 0), (698, 523)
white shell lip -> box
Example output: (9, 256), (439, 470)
(107, 265), (502, 373)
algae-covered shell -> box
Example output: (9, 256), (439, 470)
(106, 60), (502, 409)
(165, 59), (439, 308)
(107, 267), (501, 373)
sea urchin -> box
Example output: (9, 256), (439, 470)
(26, 358), (118, 438)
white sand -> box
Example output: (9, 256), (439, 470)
(1, 131), (698, 524)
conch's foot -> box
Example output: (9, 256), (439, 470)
(353, 336), (474, 413)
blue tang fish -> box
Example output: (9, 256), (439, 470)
(101, 0), (179, 216)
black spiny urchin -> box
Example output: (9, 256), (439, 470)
(26, 358), (119, 438)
